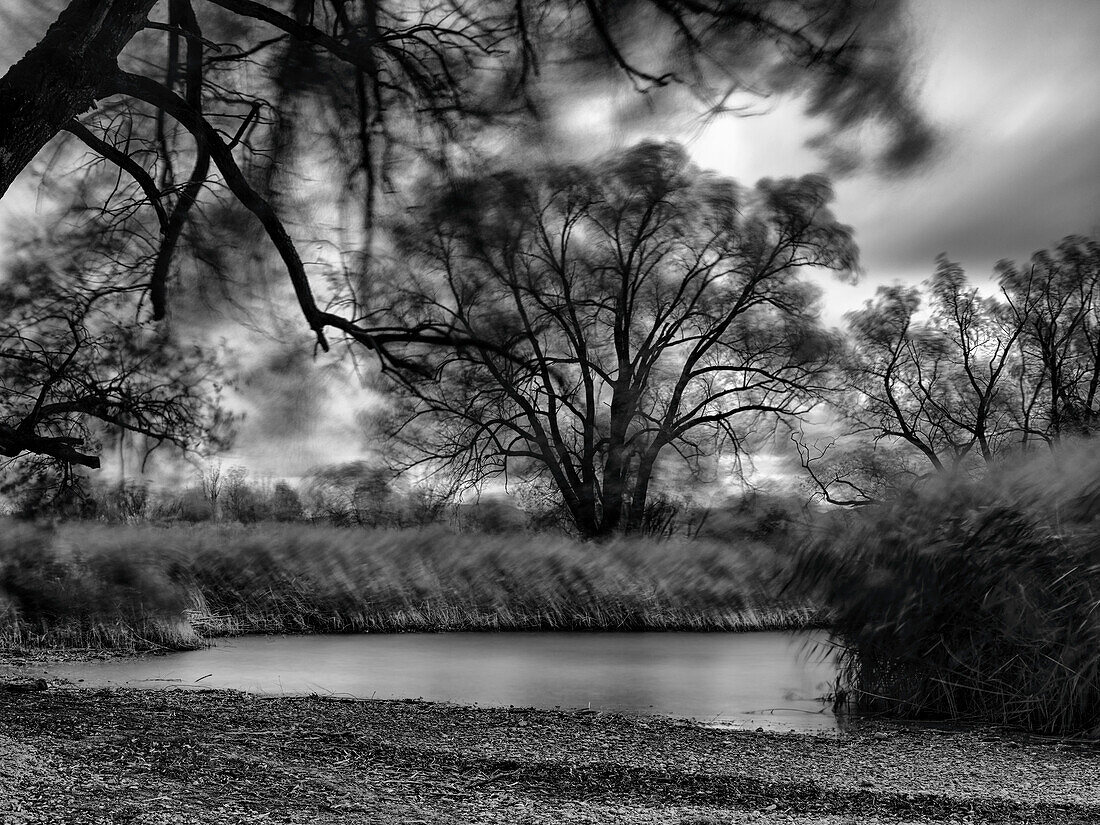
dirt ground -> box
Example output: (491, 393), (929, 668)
(1, 678), (1098, 825)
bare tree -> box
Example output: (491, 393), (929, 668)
(382, 141), (854, 537)
(200, 460), (222, 517)
(844, 261), (1023, 462)
(800, 238), (1100, 506)
(999, 236), (1100, 442)
(798, 266), (1025, 505)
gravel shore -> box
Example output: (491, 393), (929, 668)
(1, 682), (1098, 824)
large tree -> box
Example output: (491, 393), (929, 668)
(382, 141), (854, 537)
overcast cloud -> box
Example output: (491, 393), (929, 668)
(591, 0), (1100, 322)
(841, 0), (1100, 282)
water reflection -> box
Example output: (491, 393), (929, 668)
(42, 631), (838, 732)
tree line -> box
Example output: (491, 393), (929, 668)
(800, 236), (1100, 506)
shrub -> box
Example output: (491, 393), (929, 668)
(455, 497), (527, 534)
(0, 520), (198, 649)
(269, 481), (304, 522)
(91, 480), (150, 522)
(792, 445), (1100, 735)
(173, 487), (215, 522)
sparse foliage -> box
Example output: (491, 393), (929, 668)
(0, 230), (232, 502)
(800, 237), (1100, 506)
(199, 461), (222, 517)
(303, 460), (399, 526)
(998, 235), (1100, 442)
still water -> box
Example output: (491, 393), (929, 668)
(43, 631), (839, 731)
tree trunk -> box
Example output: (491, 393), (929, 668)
(0, 0), (157, 199)
(568, 495), (602, 540)
(625, 449), (658, 533)
(598, 386), (638, 535)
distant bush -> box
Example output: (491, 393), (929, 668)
(454, 497), (528, 534)
(91, 481), (151, 522)
(302, 461), (401, 526)
(172, 487), (215, 522)
(269, 481), (303, 522)
(126, 467), (304, 525)
(0, 521), (198, 650)
(792, 444), (1100, 735)
(694, 492), (805, 546)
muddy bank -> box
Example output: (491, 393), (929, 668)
(1, 684), (1098, 824)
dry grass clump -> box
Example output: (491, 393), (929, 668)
(792, 444), (1100, 735)
(1, 522), (809, 649)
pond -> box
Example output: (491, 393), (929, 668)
(39, 631), (839, 732)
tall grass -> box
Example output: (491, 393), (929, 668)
(791, 445), (1100, 735)
(0, 522), (812, 650)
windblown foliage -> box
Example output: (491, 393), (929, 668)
(793, 444), (1100, 735)
(0, 520), (808, 649)
(0, 221), (232, 501)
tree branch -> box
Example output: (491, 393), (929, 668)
(106, 70), (331, 349)
(0, 0), (159, 199)
(0, 423), (100, 468)
(62, 120), (169, 233)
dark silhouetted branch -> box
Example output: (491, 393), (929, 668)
(62, 120), (169, 233)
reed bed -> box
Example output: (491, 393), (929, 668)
(0, 522), (809, 650)
(791, 446), (1100, 736)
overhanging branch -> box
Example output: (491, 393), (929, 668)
(0, 423), (100, 468)
(106, 70), (332, 350)
(63, 120), (169, 233)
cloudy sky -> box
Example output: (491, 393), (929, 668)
(575, 0), (1100, 324)
(3, 0), (1100, 481)
(827, 0), (1100, 317)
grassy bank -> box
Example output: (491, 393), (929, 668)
(0, 521), (811, 650)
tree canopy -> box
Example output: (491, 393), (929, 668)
(383, 141), (853, 536)
(0, 1), (930, 332)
